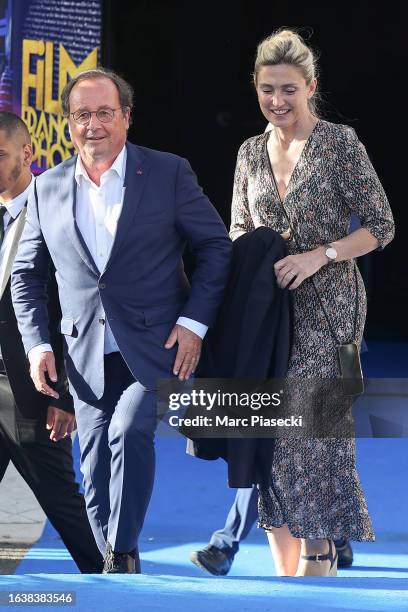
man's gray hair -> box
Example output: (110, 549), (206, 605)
(61, 67), (134, 117)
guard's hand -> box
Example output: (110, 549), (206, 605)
(165, 324), (202, 381)
(46, 405), (76, 442)
(29, 351), (59, 399)
(274, 248), (327, 290)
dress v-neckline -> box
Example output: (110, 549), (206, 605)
(265, 119), (321, 205)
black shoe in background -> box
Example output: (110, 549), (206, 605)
(190, 545), (233, 576)
(102, 542), (141, 574)
(334, 539), (353, 567)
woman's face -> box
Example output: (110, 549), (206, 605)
(256, 64), (317, 128)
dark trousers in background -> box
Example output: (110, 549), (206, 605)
(210, 486), (258, 556)
(0, 375), (103, 574)
(73, 352), (157, 557)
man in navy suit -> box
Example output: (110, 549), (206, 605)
(11, 69), (232, 573)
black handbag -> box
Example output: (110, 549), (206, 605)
(266, 142), (364, 397)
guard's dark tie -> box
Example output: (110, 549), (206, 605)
(0, 205), (8, 249)
(0, 205), (9, 366)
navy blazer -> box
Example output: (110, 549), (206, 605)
(11, 142), (232, 401)
(186, 228), (293, 488)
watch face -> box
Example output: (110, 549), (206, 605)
(326, 247), (337, 260)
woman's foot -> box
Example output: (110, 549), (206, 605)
(296, 538), (338, 577)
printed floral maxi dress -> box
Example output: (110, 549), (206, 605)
(230, 120), (394, 540)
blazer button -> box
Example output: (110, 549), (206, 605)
(99, 283), (106, 289)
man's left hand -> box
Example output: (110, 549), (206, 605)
(46, 405), (76, 442)
(165, 324), (202, 381)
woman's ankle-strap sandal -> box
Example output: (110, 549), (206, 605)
(300, 538), (338, 576)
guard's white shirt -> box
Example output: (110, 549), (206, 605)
(0, 177), (33, 360)
(0, 177), (33, 290)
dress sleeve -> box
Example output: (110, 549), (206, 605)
(335, 126), (395, 250)
(229, 141), (255, 241)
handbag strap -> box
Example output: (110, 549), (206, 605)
(264, 135), (359, 345)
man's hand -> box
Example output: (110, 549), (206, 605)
(46, 405), (76, 442)
(29, 350), (60, 399)
(274, 248), (327, 290)
(165, 324), (202, 381)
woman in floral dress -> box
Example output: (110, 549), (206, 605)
(230, 28), (394, 576)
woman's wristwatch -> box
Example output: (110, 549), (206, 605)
(324, 243), (338, 262)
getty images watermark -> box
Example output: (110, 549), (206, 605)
(157, 378), (408, 438)
(162, 385), (303, 433)
(156, 378), (371, 438)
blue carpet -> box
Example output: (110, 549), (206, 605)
(3, 342), (408, 610)
(9, 436), (408, 610)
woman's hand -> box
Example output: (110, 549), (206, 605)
(274, 247), (327, 290)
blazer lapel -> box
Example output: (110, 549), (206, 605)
(103, 142), (151, 273)
(0, 206), (28, 300)
(59, 157), (100, 277)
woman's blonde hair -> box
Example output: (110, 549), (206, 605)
(253, 28), (321, 115)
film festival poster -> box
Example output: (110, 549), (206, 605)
(0, 0), (102, 173)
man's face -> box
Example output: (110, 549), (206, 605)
(67, 77), (130, 165)
(0, 130), (30, 196)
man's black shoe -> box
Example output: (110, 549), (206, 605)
(102, 542), (141, 574)
(334, 539), (353, 567)
(190, 545), (233, 576)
